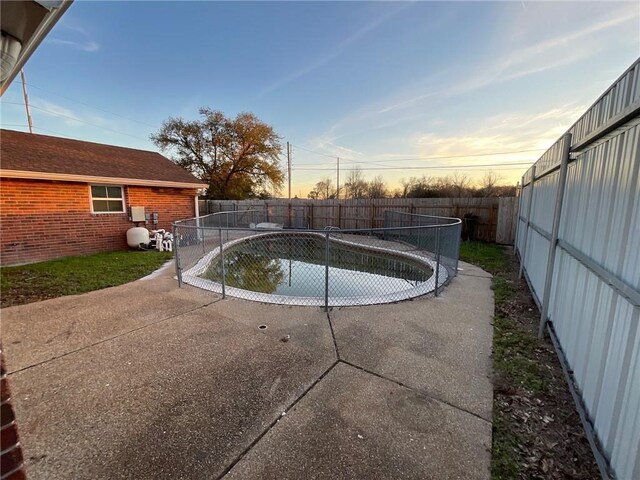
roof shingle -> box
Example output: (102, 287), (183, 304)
(0, 129), (204, 186)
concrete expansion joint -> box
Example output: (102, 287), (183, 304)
(217, 359), (340, 480)
(338, 360), (492, 425)
(216, 354), (490, 478)
(324, 311), (490, 424)
(326, 310), (340, 361)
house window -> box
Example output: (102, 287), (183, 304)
(90, 185), (125, 213)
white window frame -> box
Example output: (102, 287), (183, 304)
(89, 184), (126, 214)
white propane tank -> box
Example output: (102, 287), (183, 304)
(126, 227), (150, 248)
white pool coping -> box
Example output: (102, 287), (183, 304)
(181, 231), (449, 307)
(138, 259), (174, 281)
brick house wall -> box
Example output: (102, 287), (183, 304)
(0, 178), (197, 266)
(1, 347), (25, 480)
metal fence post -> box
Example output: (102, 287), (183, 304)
(454, 223), (461, 276)
(324, 231), (330, 312)
(538, 133), (572, 338)
(434, 226), (441, 296)
(519, 165), (536, 279)
(173, 224), (182, 288)
(219, 227), (226, 299)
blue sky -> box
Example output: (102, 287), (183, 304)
(1, 1), (638, 196)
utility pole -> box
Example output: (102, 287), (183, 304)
(336, 157), (340, 200)
(287, 141), (292, 200)
(20, 70), (33, 133)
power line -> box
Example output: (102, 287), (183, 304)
(292, 161), (337, 167)
(292, 161), (534, 171)
(290, 143), (337, 159)
(1, 84), (544, 168)
(23, 83), (159, 129)
(290, 143), (401, 168)
(0, 86), (540, 175)
(0, 123), (82, 138)
(291, 142), (546, 164)
(0, 121), (536, 172)
(1, 101), (150, 141)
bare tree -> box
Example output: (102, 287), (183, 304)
(449, 171), (472, 197)
(391, 188), (404, 198)
(399, 171), (516, 198)
(344, 167), (369, 199)
(367, 175), (388, 199)
(478, 171), (501, 197)
(404, 175), (441, 198)
(314, 178), (336, 200)
(400, 176), (424, 198)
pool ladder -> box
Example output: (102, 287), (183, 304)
(324, 226), (343, 239)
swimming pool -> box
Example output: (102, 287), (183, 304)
(181, 232), (445, 306)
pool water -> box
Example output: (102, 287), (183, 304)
(200, 234), (433, 298)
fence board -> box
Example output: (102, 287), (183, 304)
(198, 197), (518, 243)
(496, 197), (519, 244)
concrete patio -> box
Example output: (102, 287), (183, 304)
(2, 260), (494, 479)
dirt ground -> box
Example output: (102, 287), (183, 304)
(490, 248), (600, 479)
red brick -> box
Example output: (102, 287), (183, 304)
(1, 423), (18, 452)
(0, 403), (16, 427)
(1, 378), (10, 404)
(0, 443), (23, 477)
(4, 469), (27, 480)
(1, 178), (197, 265)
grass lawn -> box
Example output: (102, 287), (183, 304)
(459, 240), (598, 480)
(0, 250), (173, 308)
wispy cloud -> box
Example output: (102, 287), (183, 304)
(46, 38), (100, 52)
(413, 102), (588, 162)
(379, 9), (637, 115)
(308, 5), (638, 155)
(310, 142), (363, 160)
(260, 3), (412, 96)
(291, 102), (588, 192)
(46, 24), (100, 52)
(32, 98), (108, 128)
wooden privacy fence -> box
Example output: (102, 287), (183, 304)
(198, 197), (519, 244)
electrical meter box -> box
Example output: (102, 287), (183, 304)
(130, 206), (146, 222)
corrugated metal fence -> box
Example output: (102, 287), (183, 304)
(516, 59), (640, 480)
(199, 197), (519, 244)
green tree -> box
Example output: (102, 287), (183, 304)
(151, 108), (284, 199)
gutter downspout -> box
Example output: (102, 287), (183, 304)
(0, 0), (74, 96)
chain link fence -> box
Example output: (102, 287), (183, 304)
(173, 208), (461, 309)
